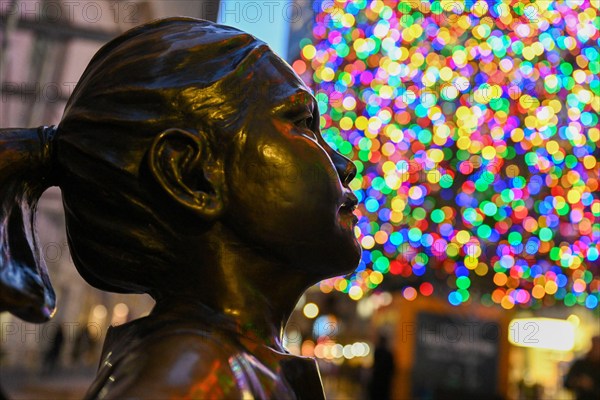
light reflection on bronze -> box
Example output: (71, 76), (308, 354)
(0, 18), (360, 399)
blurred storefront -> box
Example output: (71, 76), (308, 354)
(365, 294), (599, 400)
(277, 288), (599, 400)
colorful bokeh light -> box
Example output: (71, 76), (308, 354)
(295, 0), (600, 309)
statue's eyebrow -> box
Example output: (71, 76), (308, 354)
(272, 90), (315, 116)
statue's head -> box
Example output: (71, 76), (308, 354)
(1, 18), (360, 321)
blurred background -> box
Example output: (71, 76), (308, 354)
(1, 1), (599, 399)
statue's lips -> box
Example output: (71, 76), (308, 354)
(339, 192), (359, 224)
(340, 191), (358, 210)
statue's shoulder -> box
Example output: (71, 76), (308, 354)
(86, 328), (243, 399)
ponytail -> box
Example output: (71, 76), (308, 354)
(0, 126), (57, 322)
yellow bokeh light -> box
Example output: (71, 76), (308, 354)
(455, 230), (471, 244)
(545, 281), (558, 295)
(303, 303), (319, 319)
(349, 286), (363, 301)
(302, 45), (316, 60)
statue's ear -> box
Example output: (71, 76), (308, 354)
(148, 128), (224, 220)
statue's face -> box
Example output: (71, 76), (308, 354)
(223, 51), (361, 278)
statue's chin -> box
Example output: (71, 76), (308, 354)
(298, 244), (361, 282)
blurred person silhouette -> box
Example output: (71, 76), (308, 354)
(42, 325), (64, 374)
(565, 335), (600, 400)
(517, 379), (543, 400)
(368, 334), (395, 400)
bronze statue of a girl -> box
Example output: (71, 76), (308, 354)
(0, 18), (360, 399)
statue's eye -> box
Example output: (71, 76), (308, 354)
(295, 115), (313, 130)
(279, 104), (318, 140)
(292, 112), (318, 141)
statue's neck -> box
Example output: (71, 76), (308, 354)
(151, 290), (291, 350)
(156, 223), (316, 349)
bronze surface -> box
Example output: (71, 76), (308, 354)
(0, 18), (360, 399)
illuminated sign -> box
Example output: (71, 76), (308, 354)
(508, 318), (575, 351)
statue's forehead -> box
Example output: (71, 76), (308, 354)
(246, 51), (314, 108)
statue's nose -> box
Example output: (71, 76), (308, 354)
(331, 151), (357, 186)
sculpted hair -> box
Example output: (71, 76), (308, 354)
(0, 126), (57, 322)
(0, 18), (269, 313)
